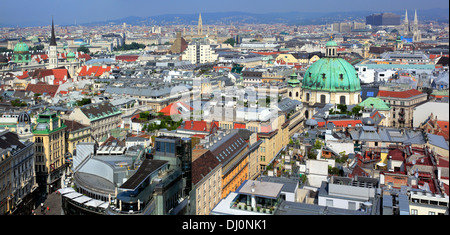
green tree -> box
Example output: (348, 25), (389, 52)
(114, 42), (145, 51)
(313, 139), (323, 149)
(223, 38), (236, 46)
(29, 45), (44, 51)
(337, 104), (347, 113)
(0, 47), (12, 53)
(77, 46), (90, 54)
(351, 106), (362, 116)
(139, 111), (151, 120)
(76, 98), (92, 106)
(11, 99), (27, 107)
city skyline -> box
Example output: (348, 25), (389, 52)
(0, 0), (449, 27)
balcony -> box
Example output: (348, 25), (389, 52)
(230, 194), (281, 214)
(229, 180), (284, 214)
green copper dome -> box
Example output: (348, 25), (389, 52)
(302, 57), (361, 92)
(13, 42), (29, 54)
(325, 40), (338, 47)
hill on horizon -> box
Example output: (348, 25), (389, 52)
(2, 8), (448, 28)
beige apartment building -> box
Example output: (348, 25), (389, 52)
(213, 98), (304, 172)
(68, 101), (122, 142)
(63, 119), (92, 157)
(191, 149), (222, 215)
(190, 129), (262, 215)
(377, 89), (427, 128)
(32, 111), (67, 193)
(0, 131), (37, 215)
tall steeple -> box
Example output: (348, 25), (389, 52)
(198, 13), (203, 36)
(414, 9), (418, 26)
(48, 16), (58, 69)
(404, 9), (409, 24)
(403, 9), (410, 33)
(50, 16), (57, 46)
(413, 9), (421, 42)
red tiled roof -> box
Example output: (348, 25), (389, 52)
(327, 119), (362, 127)
(116, 55), (139, 62)
(349, 164), (369, 178)
(315, 119), (363, 127)
(31, 68), (70, 85)
(389, 148), (405, 161)
(436, 121), (449, 140)
(377, 89), (424, 99)
(182, 120), (208, 131)
(437, 157), (449, 168)
(17, 71), (29, 79)
(78, 53), (91, 61)
(25, 83), (59, 97)
(159, 101), (193, 116)
(234, 123), (246, 129)
(78, 65), (112, 77)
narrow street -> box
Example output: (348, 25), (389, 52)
(33, 191), (63, 215)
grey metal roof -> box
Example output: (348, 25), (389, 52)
(276, 98), (303, 113)
(105, 85), (190, 98)
(426, 133), (449, 150)
(259, 176), (298, 193)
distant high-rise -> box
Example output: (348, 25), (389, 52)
(366, 13), (401, 26)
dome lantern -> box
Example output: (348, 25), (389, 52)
(325, 39), (338, 58)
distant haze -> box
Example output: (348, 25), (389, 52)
(0, 0), (448, 27)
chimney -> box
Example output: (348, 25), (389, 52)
(387, 156), (393, 172)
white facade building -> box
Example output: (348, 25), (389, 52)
(182, 39), (218, 64)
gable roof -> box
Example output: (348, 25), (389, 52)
(377, 89), (424, 99)
(25, 83), (59, 97)
(63, 119), (89, 132)
(79, 101), (120, 120)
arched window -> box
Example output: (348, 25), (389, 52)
(296, 91), (299, 97)
(289, 91), (292, 97)
(340, 96), (346, 105)
(320, 95), (326, 104)
(306, 93), (310, 101)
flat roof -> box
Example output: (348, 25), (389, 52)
(58, 187), (75, 195)
(238, 180), (283, 199)
(119, 159), (168, 190)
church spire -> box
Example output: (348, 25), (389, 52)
(404, 9), (409, 24)
(414, 9), (418, 24)
(50, 16), (57, 46)
(198, 13), (203, 35)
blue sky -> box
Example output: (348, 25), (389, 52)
(1, 0), (448, 27)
